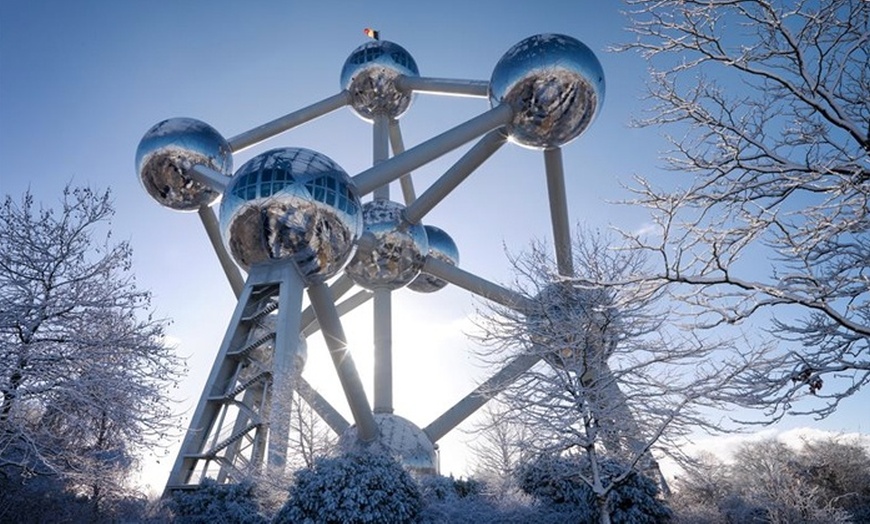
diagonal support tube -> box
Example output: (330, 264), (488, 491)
(302, 290), (373, 338)
(353, 104), (513, 196)
(544, 147), (574, 277)
(388, 120), (417, 205)
(422, 257), (533, 312)
(197, 205), (244, 298)
(189, 164), (229, 192)
(396, 76), (490, 98)
(295, 376), (350, 435)
(300, 274), (357, 330)
(307, 282), (378, 441)
(423, 352), (542, 442)
(228, 91), (351, 152)
(403, 130), (506, 225)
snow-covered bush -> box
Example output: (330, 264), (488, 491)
(167, 478), (266, 523)
(0, 468), (93, 523)
(518, 454), (672, 523)
(418, 474), (461, 503)
(419, 495), (502, 524)
(419, 495), (584, 524)
(672, 437), (866, 523)
(417, 472), (626, 523)
(517, 455), (596, 522)
(273, 451), (423, 523)
(418, 474), (484, 504)
(418, 474), (507, 523)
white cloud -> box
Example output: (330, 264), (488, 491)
(632, 222), (660, 238)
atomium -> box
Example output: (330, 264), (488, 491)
(141, 32), (629, 492)
(408, 225), (459, 293)
(219, 147), (362, 282)
(490, 33), (605, 149)
(340, 40), (419, 121)
(136, 117), (233, 211)
(344, 199), (428, 291)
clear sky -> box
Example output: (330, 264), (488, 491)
(1, 1), (867, 493)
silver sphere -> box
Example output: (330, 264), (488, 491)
(219, 148), (362, 283)
(490, 34), (605, 149)
(527, 282), (619, 369)
(344, 199), (428, 291)
(135, 118), (232, 211)
(340, 40), (419, 121)
(408, 225), (459, 293)
(339, 414), (437, 475)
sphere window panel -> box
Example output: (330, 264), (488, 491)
(303, 175), (360, 218)
(391, 52), (411, 69)
(349, 46), (384, 65)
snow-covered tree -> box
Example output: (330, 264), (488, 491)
(473, 229), (750, 524)
(286, 389), (337, 471)
(518, 454), (672, 523)
(0, 186), (184, 518)
(417, 473), (605, 524)
(617, 0), (870, 420)
(273, 451), (423, 524)
(466, 402), (531, 497)
(799, 437), (870, 521)
(671, 435), (867, 523)
(245, 389), (339, 516)
(729, 440), (843, 523)
(168, 478), (266, 524)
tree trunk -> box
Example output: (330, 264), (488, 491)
(0, 363), (25, 423)
(597, 495), (612, 524)
(89, 484), (101, 524)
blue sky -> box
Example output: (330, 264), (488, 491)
(2, 1), (866, 492)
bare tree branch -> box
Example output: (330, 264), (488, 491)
(614, 0), (870, 421)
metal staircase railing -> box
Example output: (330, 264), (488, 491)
(203, 422), (262, 458)
(229, 331), (276, 358)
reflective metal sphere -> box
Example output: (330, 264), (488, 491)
(135, 118), (232, 211)
(490, 34), (605, 149)
(527, 283), (619, 369)
(219, 148), (362, 283)
(339, 414), (437, 475)
(344, 199), (428, 291)
(408, 225), (459, 293)
(340, 40), (419, 121)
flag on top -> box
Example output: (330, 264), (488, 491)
(364, 28), (380, 40)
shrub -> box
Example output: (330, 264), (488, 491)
(518, 454), (672, 523)
(167, 478), (266, 524)
(274, 451), (423, 524)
